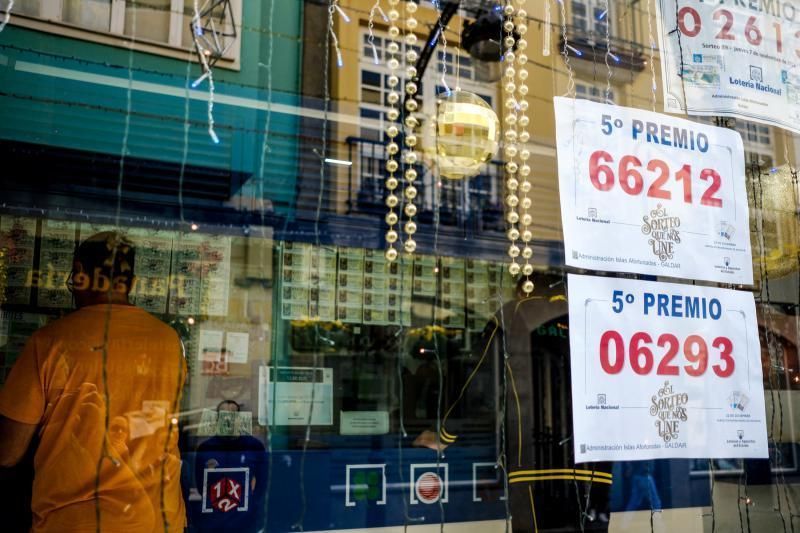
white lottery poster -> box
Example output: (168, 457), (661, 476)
(656, 0), (800, 133)
(568, 273), (767, 462)
(555, 97), (753, 284)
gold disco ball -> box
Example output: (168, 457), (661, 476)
(433, 90), (500, 180)
(750, 164), (800, 279)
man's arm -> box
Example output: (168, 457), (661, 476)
(0, 416), (37, 467)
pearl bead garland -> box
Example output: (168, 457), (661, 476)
(384, 0), (401, 261)
(401, 0), (419, 257)
(503, 0), (520, 280)
(503, 0), (534, 295)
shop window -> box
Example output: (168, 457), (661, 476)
(572, 0), (611, 36)
(12, 0), (241, 67)
(697, 117), (775, 168)
(575, 81), (614, 103)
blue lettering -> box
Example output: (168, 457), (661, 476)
(709, 299), (721, 320)
(642, 293), (722, 320)
(643, 292), (655, 315)
(631, 120), (710, 153)
(671, 295), (682, 316)
(647, 122), (659, 143)
(686, 297), (699, 318)
(658, 294), (669, 316)
(632, 119), (644, 140)
(697, 133), (709, 153)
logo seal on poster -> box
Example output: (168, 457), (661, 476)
(650, 381), (688, 444)
(641, 204), (681, 262)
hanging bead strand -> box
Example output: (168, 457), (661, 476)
(402, 0), (420, 254)
(515, 1), (533, 294)
(384, 0), (402, 262)
(502, 1), (521, 276)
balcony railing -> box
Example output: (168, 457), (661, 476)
(559, 24), (647, 72)
(345, 136), (506, 237)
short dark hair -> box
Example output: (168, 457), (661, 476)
(74, 231), (136, 289)
(217, 400), (240, 412)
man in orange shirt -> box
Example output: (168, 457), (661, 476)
(0, 231), (187, 532)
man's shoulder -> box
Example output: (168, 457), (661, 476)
(36, 306), (177, 341)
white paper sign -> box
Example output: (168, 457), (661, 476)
(555, 97), (753, 284)
(339, 411), (390, 435)
(225, 332), (250, 364)
(656, 0), (800, 133)
(258, 366), (333, 426)
(568, 274), (767, 462)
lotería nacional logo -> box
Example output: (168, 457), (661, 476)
(728, 391), (750, 412)
(717, 221), (736, 241)
(641, 204), (681, 262)
(650, 381), (688, 444)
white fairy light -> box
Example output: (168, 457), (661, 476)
(0, 0), (13, 32)
(368, 1), (385, 65)
(330, 0), (349, 68)
(192, 0), (219, 144)
(542, 0), (551, 57)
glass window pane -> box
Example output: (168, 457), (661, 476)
(124, 0), (171, 42)
(17, 0), (42, 17)
(361, 70), (381, 88)
(63, 0), (111, 32)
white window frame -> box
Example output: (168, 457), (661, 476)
(697, 117), (775, 167)
(11, 0), (242, 70)
(571, 0), (612, 37)
(575, 80), (614, 104)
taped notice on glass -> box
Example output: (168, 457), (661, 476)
(555, 97), (753, 284)
(258, 366), (333, 426)
(568, 273), (767, 462)
(656, 0), (800, 133)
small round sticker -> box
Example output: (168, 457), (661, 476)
(415, 472), (442, 504)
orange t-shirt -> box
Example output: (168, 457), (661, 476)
(0, 304), (187, 532)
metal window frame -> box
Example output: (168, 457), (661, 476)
(12, 0), (242, 69)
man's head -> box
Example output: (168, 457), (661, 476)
(70, 231), (136, 308)
(217, 400), (240, 413)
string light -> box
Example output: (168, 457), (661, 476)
(0, 0), (13, 32)
(329, 0), (349, 68)
(367, 1), (387, 65)
(383, 0), (402, 261)
(603, 0), (614, 104)
(559, 0), (576, 96)
(192, 0), (219, 144)
(542, 0), (551, 57)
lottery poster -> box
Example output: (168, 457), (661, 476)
(555, 97), (753, 284)
(439, 257), (465, 328)
(0, 217), (37, 305)
(37, 220), (77, 309)
(568, 273), (767, 462)
(336, 247), (365, 324)
(657, 0), (800, 133)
